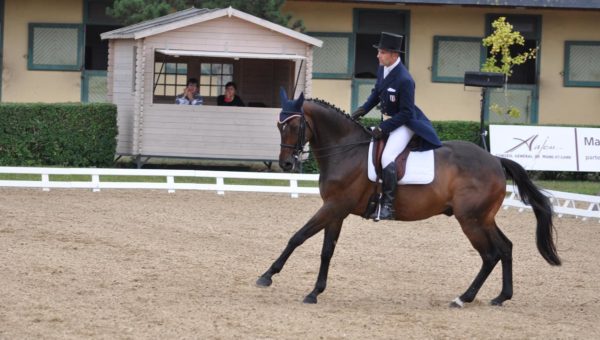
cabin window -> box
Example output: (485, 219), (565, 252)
(199, 63), (233, 97)
(310, 32), (353, 79)
(28, 23), (83, 71)
(564, 41), (600, 87)
(432, 36), (484, 83)
(153, 62), (188, 97)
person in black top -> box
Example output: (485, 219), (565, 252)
(217, 81), (245, 107)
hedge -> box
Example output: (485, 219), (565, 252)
(0, 103), (118, 167)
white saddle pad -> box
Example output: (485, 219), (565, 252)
(367, 141), (435, 184)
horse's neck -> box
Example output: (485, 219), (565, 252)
(304, 103), (370, 176)
(305, 104), (366, 149)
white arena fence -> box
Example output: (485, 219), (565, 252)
(0, 166), (598, 222)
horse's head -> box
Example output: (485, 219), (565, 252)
(277, 88), (309, 172)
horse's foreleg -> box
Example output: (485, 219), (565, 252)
(303, 219), (343, 304)
(256, 207), (329, 287)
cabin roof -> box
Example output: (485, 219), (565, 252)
(101, 6), (322, 47)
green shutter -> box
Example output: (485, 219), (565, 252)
(28, 23), (82, 71)
(310, 32), (354, 79)
(432, 36), (484, 83)
(564, 41), (600, 87)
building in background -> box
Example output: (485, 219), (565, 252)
(284, 0), (600, 125)
(1, 0), (119, 103)
(1, 0), (598, 126)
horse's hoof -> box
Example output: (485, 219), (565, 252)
(449, 297), (464, 308)
(490, 299), (504, 306)
(256, 276), (272, 287)
(303, 294), (317, 304)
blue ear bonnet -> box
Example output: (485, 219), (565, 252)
(279, 87), (305, 123)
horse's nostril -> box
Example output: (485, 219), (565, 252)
(279, 161), (293, 171)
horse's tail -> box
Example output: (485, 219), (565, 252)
(498, 157), (561, 266)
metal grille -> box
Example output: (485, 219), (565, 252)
(87, 74), (107, 103)
(487, 88), (533, 124)
(357, 81), (379, 118)
(313, 36), (350, 74)
(32, 26), (79, 66)
(568, 44), (600, 82)
(436, 40), (481, 78)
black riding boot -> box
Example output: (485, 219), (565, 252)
(370, 162), (397, 221)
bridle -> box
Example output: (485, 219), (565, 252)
(279, 112), (311, 163)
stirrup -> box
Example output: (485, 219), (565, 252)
(369, 204), (382, 222)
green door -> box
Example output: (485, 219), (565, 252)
(351, 9), (409, 117)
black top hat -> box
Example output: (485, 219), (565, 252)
(373, 32), (404, 53)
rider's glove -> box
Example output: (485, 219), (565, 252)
(350, 107), (367, 121)
(371, 126), (384, 140)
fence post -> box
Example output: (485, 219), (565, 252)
(216, 177), (225, 195)
(42, 173), (50, 192)
(92, 174), (101, 192)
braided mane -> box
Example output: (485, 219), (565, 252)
(307, 98), (372, 134)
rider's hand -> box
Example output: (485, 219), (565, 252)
(371, 127), (384, 140)
(350, 107), (367, 121)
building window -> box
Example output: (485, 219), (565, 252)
(153, 62), (188, 97)
(28, 23), (83, 71)
(200, 63), (233, 97)
(432, 36), (484, 83)
(310, 33), (353, 79)
(564, 41), (600, 87)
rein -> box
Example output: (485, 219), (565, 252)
(280, 113), (371, 161)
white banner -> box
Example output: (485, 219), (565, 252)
(490, 125), (600, 172)
(577, 128), (600, 172)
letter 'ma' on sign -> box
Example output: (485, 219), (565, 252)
(584, 137), (600, 146)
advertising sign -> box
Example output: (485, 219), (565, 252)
(577, 128), (600, 172)
(490, 125), (599, 172)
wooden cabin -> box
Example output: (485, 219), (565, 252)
(101, 7), (322, 166)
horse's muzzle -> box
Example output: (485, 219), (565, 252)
(279, 156), (299, 172)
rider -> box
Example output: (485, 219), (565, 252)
(351, 32), (442, 221)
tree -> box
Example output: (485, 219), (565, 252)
(196, 0), (303, 31)
(481, 17), (537, 118)
(106, 0), (189, 26)
(106, 0), (303, 31)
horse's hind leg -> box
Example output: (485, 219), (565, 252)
(303, 218), (343, 304)
(452, 219), (513, 308)
(491, 226), (513, 306)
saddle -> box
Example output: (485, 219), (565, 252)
(372, 135), (422, 181)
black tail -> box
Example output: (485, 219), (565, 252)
(499, 157), (561, 266)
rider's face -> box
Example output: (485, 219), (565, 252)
(377, 49), (399, 67)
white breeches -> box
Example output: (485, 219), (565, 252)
(381, 125), (415, 167)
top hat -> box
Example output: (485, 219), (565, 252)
(373, 32), (404, 53)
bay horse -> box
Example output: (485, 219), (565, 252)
(256, 91), (560, 308)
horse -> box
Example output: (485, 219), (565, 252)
(256, 91), (560, 308)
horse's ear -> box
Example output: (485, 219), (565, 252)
(298, 92), (305, 104)
(279, 87), (288, 104)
